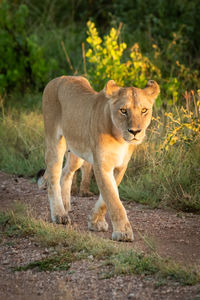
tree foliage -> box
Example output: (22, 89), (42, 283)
(0, 1), (56, 94)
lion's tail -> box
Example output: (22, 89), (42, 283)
(36, 169), (48, 189)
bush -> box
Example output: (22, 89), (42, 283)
(85, 21), (200, 106)
(162, 93), (200, 149)
(112, 0), (200, 67)
(86, 21), (161, 91)
(0, 0), (57, 94)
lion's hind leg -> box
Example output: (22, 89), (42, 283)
(45, 135), (70, 224)
(61, 152), (84, 211)
(71, 171), (79, 196)
(80, 162), (93, 197)
(70, 161), (93, 197)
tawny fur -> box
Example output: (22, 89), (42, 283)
(41, 76), (160, 241)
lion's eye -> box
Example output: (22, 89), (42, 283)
(141, 108), (148, 114)
(120, 108), (127, 115)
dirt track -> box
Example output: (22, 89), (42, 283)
(0, 172), (200, 299)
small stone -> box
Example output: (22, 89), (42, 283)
(128, 293), (136, 299)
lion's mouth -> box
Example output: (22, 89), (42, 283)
(124, 136), (139, 143)
(130, 138), (140, 143)
(127, 136), (145, 145)
(123, 131), (145, 144)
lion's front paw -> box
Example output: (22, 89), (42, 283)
(54, 214), (71, 225)
(112, 223), (134, 242)
(88, 218), (108, 232)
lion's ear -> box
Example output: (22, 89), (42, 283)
(143, 80), (160, 103)
(103, 80), (120, 98)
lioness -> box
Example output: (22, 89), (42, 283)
(40, 76), (160, 241)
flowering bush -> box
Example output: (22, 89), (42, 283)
(85, 21), (161, 91)
(162, 91), (200, 150)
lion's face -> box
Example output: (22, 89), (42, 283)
(104, 80), (160, 144)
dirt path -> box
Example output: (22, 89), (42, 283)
(0, 172), (200, 299)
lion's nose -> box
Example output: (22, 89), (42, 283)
(128, 129), (141, 136)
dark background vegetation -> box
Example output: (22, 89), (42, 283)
(1, 0), (200, 96)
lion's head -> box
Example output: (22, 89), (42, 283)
(104, 80), (160, 144)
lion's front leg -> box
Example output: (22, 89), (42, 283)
(91, 164), (133, 242)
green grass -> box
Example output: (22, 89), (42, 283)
(0, 203), (199, 285)
(0, 106), (45, 176)
(119, 142), (200, 213)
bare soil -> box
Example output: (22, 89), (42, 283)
(0, 171), (200, 300)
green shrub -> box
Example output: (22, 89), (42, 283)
(86, 21), (161, 91)
(0, 0), (57, 94)
(85, 21), (200, 107)
(112, 0), (200, 67)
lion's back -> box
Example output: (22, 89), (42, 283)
(59, 76), (96, 98)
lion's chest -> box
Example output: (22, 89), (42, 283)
(99, 142), (129, 169)
(115, 143), (129, 167)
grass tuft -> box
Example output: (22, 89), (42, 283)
(13, 253), (75, 272)
(110, 250), (159, 276)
